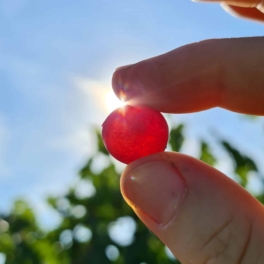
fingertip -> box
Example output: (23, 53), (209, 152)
(112, 66), (128, 101)
(112, 58), (165, 105)
(112, 62), (143, 102)
(121, 152), (165, 188)
(120, 152), (187, 225)
(221, 4), (264, 23)
(120, 152), (171, 202)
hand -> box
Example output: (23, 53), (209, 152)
(193, 0), (264, 23)
(112, 37), (264, 264)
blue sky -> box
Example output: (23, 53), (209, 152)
(0, 0), (264, 229)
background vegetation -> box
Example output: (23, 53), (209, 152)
(0, 119), (263, 264)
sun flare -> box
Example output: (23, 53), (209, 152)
(105, 91), (126, 112)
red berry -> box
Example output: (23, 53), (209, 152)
(102, 105), (169, 164)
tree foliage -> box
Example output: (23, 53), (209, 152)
(0, 121), (263, 264)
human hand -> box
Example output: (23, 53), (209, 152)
(112, 37), (264, 263)
(193, 0), (264, 23)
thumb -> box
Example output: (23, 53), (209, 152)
(121, 152), (264, 263)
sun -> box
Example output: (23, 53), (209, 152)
(104, 91), (126, 112)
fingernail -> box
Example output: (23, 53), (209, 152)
(112, 63), (140, 101)
(122, 161), (186, 225)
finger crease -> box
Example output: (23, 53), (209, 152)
(201, 216), (233, 252)
(236, 217), (253, 264)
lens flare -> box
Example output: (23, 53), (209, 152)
(105, 91), (126, 112)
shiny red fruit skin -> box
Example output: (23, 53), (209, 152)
(102, 105), (169, 164)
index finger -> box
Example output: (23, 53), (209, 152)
(112, 37), (264, 115)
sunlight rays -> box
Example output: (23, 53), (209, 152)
(104, 91), (126, 112)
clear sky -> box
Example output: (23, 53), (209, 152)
(0, 0), (264, 229)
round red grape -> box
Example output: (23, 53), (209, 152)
(102, 105), (169, 164)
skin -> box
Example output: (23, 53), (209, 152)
(193, 0), (264, 22)
(112, 2), (264, 264)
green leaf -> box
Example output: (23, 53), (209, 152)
(79, 158), (95, 179)
(96, 129), (109, 155)
(243, 115), (258, 120)
(221, 141), (258, 187)
(199, 141), (217, 166)
(169, 124), (184, 152)
(256, 194), (264, 205)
